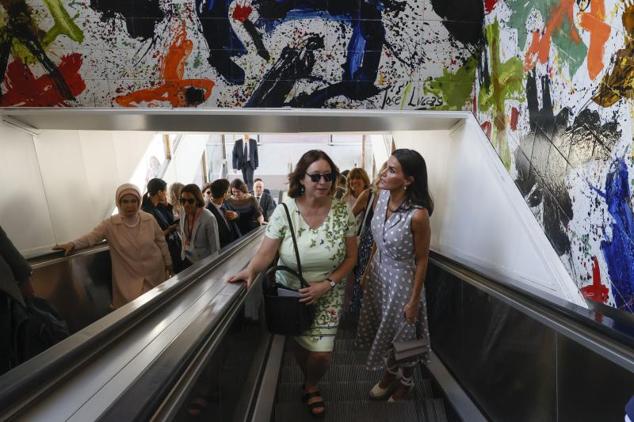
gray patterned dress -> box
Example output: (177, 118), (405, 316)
(355, 189), (431, 370)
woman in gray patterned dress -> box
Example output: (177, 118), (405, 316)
(356, 149), (434, 401)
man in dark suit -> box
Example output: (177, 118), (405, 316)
(206, 179), (241, 248)
(252, 178), (276, 222)
(232, 133), (259, 191)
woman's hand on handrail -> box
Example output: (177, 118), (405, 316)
(53, 242), (75, 256)
(228, 268), (257, 288)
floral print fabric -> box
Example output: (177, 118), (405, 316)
(265, 198), (356, 351)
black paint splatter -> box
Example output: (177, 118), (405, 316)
(518, 71), (622, 256)
(0, 0), (74, 100)
(431, 0), (484, 47)
(184, 87), (206, 106)
(90, 0), (164, 41)
(246, 34), (325, 107)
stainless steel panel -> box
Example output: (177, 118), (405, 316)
(557, 334), (634, 421)
(427, 265), (557, 421)
(30, 247), (112, 333)
(3, 108), (469, 132)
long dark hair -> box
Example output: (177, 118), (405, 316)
(288, 150), (339, 198)
(392, 149), (434, 216)
(142, 178), (167, 208)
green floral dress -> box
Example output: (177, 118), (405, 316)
(265, 198), (356, 352)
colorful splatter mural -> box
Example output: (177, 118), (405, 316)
(476, 0), (634, 313)
(1, 0), (634, 313)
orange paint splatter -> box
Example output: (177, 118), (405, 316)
(116, 24), (214, 107)
(579, 0), (611, 80)
(524, 0), (577, 70)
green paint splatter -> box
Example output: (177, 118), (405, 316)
(506, 0), (586, 75)
(479, 19), (524, 169)
(9, 0), (83, 64)
(193, 51), (203, 69)
(424, 56), (477, 110)
(400, 82), (413, 110)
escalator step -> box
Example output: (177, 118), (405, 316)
(419, 398), (449, 422)
(274, 400), (418, 422)
(277, 380), (380, 403)
(282, 350), (368, 368)
(280, 363), (382, 384)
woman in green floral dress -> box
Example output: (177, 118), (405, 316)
(229, 150), (357, 417)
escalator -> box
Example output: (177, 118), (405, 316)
(1, 235), (632, 421)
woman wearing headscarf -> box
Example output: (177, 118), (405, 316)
(54, 183), (172, 309)
(142, 178), (184, 273)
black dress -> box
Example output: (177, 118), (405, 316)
(225, 197), (262, 235)
(142, 201), (184, 273)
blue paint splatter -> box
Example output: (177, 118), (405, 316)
(600, 158), (634, 312)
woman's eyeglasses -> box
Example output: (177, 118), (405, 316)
(306, 172), (334, 183)
(180, 198), (196, 204)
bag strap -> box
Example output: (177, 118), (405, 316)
(280, 202), (304, 280)
(394, 318), (422, 340)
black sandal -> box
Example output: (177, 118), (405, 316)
(302, 388), (326, 418)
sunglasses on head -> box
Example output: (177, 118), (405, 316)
(180, 198), (196, 204)
(306, 172), (334, 183)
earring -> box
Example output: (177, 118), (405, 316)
(403, 185), (407, 191)
(299, 185), (305, 195)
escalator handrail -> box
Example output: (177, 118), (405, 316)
(101, 268), (267, 421)
(430, 251), (634, 372)
(0, 228), (265, 416)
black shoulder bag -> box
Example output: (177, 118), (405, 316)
(263, 203), (315, 336)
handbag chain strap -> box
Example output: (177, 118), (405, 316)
(394, 318), (422, 340)
(280, 203), (305, 284)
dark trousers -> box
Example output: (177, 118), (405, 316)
(241, 165), (254, 191)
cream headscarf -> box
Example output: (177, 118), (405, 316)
(115, 183), (142, 224)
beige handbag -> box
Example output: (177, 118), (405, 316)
(392, 321), (427, 364)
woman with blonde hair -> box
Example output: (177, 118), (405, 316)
(54, 184), (172, 308)
(169, 182), (185, 219)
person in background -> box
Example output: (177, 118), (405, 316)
(207, 179), (240, 248)
(342, 168), (370, 224)
(169, 182), (185, 219)
(226, 178), (263, 235)
(229, 150), (357, 417)
(202, 183), (213, 206)
(253, 178), (276, 222)
(0, 225), (34, 374)
(334, 172), (347, 200)
(232, 133), (259, 191)
(179, 184), (220, 267)
(348, 163), (384, 315)
(55, 184), (172, 309)
(356, 149), (433, 401)
(142, 178), (185, 274)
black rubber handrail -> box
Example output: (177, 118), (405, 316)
(0, 228), (264, 418)
(429, 251), (634, 370)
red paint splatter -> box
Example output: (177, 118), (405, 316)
(480, 121), (492, 138)
(232, 3), (252, 23)
(580, 256), (610, 304)
(484, 0), (498, 14)
(510, 107), (520, 130)
(0, 54), (85, 107)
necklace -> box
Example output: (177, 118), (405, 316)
(122, 214), (140, 227)
(388, 199), (406, 213)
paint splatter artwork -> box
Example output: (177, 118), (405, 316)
(2, 0), (634, 313)
(0, 0), (480, 109)
(478, 0), (634, 313)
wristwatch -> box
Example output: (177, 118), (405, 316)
(326, 277), (336, 289)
